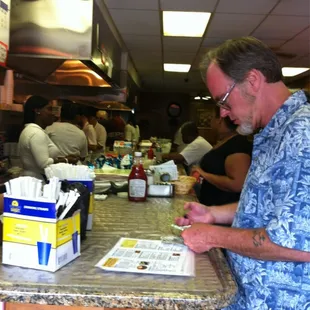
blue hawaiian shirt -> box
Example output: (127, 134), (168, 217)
(225, 91), (310, 310)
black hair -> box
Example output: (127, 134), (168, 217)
(23, 95), (49, 124)
(60, 100), (78, 121)
(214, 107), (238, 131)
(128, 113), (137, 127)
(200, 36), (283, 84)
(181, 122), (199, 137)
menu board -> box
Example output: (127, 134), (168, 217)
(96, 237), (195, 277)
(0, 0), (10, 66)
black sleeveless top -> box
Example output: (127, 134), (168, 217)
(199, 135), (253, 206)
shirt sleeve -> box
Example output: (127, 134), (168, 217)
(87, 125), (97, 145)
(266, 116), (310, 252)
(28, 131), (55, 169)
(80, 134), (88, 158)
(97, 125), (107, 148)
(181, 138), (212, 166)
(124, 124), (132, 141)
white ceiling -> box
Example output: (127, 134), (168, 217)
(104, 0), (310, 95)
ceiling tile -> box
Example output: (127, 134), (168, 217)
(271, 0), (310, 16)
(279, 40), (310, 56)
(164, 52), (196, 64)
(206, 13), (265, 38)
(163, 37), (202, 52)
(130, 51), (163, 71)
(287, 54), (310, 67)
(202, 37), (227, 48)
(104, 0), (158, 10)
(293, 27), (310, 41)
(109, 9), (160, 35)
(258, 38), (288, 48)
(252, 15), (310, 40)
(161, 0), (217, 12)
(216, 0), (278, 14)
(122, 35), (162, 51)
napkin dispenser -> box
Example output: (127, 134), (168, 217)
(147, 184), (174, 198)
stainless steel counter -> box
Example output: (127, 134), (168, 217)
(0, 195), (237, 309)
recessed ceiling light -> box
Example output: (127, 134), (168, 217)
(163, 11), (211, 37)
(282, 67), (309, 77)
(202, 96), (211, 100)
(194, 96), (201, 100)
(164, 63), (191, 73)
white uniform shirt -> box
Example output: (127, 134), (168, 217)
(174, 126), (188, 152)
(180, 136), (213, 166)
(94, 122), (107, 150)
(46, 122), (88, 158)
(125, 124), (140, 142)
(18, 123), (61, 180)
(83, 122), (97, 145)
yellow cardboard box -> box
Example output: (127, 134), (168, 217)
(2, 195), (80, 272)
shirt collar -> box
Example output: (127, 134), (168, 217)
(25, 123), (45, 131)
(254, 90), (308, 143)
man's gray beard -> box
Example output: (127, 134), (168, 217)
(237, 122), (254, 135)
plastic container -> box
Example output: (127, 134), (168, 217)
(128, 152), (147, 202)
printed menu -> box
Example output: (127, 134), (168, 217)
(96, 237), (195, 277)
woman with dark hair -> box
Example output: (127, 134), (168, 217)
(18, 96), (75, 180)
(191, 107), (252, 206)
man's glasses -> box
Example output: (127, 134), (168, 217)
(216, 82), (236, 111)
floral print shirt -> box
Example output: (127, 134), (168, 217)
(225, 91), (310, 310)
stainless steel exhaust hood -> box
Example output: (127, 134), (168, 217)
(7, 0), (116, 88)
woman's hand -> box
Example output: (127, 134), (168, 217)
(190, 165), (203, 175)
(175, 201), (216, 226)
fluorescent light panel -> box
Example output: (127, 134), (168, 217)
(163, 11), (211, 37)
(282, 67), (309, 77)
(164, 63), (191, 72)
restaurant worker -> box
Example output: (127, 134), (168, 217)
(18, 96), (76, 181)
(124, 114), (140, 143)
(46, 100), (88, 162)
(76, 107), (97, 152)
(192, 107), (252, 206)
(88, 107), (107, 152)
(162, 122), (212, 170)
(176, 37), (310, 310)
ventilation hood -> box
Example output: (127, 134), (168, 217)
(7, 0), (117, 88)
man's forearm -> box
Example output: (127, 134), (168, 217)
(162, 153), (184, 164)
(211, 226), (310, 262)
(208, 202), (238, 225)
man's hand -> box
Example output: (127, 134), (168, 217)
(182, 223), (215, 253)
(66, 155), (79, 165)
(175, 201), (216, 226)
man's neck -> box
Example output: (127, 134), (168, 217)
(258, 82), (291, 128)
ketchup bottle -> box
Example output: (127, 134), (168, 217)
(147, 146), (154, 159)
(128, 152), (148, 202)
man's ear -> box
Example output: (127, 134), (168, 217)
(246, 69), (263, 93)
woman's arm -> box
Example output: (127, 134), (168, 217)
(195, 153), (251, 192)
(29, 131), (55, 169)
